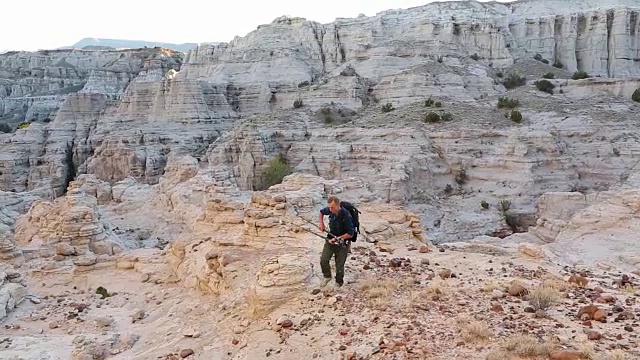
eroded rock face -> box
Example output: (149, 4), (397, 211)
(13, 187), (122, 258)
(0, 267), (27, 320)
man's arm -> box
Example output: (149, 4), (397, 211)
(319, 207), (329, 232)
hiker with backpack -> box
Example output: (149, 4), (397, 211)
(318, 196), (360, 288)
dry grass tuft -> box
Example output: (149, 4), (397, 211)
(528, 285), (562, 311)
(360, 277), (399, 308)
(481, 280), (503, 293)
(486, 334), (559, 359)
(604, 349), (627, 360)
(425, 277), (449, 300)
(456, 316), (492, 344)
(578, 342), (596, 360)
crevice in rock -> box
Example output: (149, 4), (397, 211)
(311, 155), (320, 176)
(311, 23), (327, 73)
(631, 10), (638, 36)
(576, 14), (588, 71)
(553, 15), (563, 66)
(335, 26), (346, 64)
(606, 10), (615, 78)
(62, 140), (77, 196)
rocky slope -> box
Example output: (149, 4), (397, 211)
(1, 1), (640, 358)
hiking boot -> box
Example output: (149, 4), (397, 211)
(320, 278), (331, 287)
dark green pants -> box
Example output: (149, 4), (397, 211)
(320, 241), (349, 285)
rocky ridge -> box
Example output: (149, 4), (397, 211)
(1, 0), (640, 359)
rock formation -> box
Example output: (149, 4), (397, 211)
(1, 2), (640, 358)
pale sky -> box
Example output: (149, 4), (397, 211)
(3, 0), (510, 52)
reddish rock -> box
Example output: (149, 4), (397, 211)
(587, 330), (602, 340)
(339, 327), (350, 336)
(508, 283), (528, 297)
(581, 320), (592, 327)
(568, 274), (589, 287)
(231, 338), (239, 345)
(419, 245), (430, 253)
(593, 286), (604, 293)
(180, 349), (194, 358)
(593, 309), (607, 321)
(577, 305), (600, 320)
(550, 350), (582, 360)
(490, 304), (504, 313)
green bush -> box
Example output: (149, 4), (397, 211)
(535, 80), (555, 94)
(552, 61), (564, 69)
(497, 96), (519, 109)
(425, 112), (441, 123)
(572, 71), (589, 80)
(381, 103), (395, 113)
(441, 112), (453, 121)
(262, 155), (291, 189)
(542, 72), (555, 79)
(481, 200), (489, 209)
(425, 98), (435, 107)
(510, 110), (523, 123)
(502, 73), (527, 89)
(434, 101), (442, 108)
(631, 88), (640, 103)
(17, 122), (30, 129)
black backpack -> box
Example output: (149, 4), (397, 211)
(340, 201), (361, 242)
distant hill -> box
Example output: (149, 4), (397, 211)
(60, 38), (220, 53)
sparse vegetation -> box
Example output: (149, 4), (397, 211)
(456, 316), (492, 344)
(533, 53), (549, 64)
(535, 79), (555, 94)
(486, 334), (559, 360)
(552, 60), (564, 69)
(632, 88), (640, 103)
(261, 155), (291, 189)
(17, 122), (30, 129)
(434, 101), (442, 108)
(470, 53), (480, 61)
(497, 96), (519, 109)
(381, 102), (395, 113)
(572, 70), (589, 80)
(501, 73), (527, 89)
(293, 98), (303, 108)
(321, 107), (334, 123)
(425, 97), (435, 107)
(360, 276), (399, 308)
(542, 72), (555, 79)
(481, 200), (489, 209)
(496, 71), (503, 78)
(510, 109), (523, 123)
(444, 184), (453, 194)
(441, 112), (453, 121)
(454, 166), (468, 185)
(425, 112), (441, 123)
(528, 285), (561, 311)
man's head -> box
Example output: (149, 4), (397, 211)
(327, 196), (341, 214)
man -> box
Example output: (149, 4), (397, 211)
(318, 196), (355, 288)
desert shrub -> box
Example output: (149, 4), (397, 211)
(17, 122), (30, 129)
(496, 71), (503, 78)
(0, 123), (12, 133)
(444, 184), (453, 194)
(572, 71), (589, 80)
(502, 73), (527, 89)
(510, 110), (522, 123)
(497, 96), (519, 109)
(320, 107), (333, 123)
(293, 99), (303, 108)
(425, 112), (441, 123)
(481, 200), (489, 209)
(542, 72), (555, 79)
(441, 112), (453, 121)
(425, 97), (435, 107)
(535, 80), (555, 94)
(528, 285), (561, 311)
(434, 101), (442, 108)
(381, 103), (395, 113)
(631, 88), (640, 103)
(552, 61), (564, 69)
(470, 53), (480, 61)
(454, 167), (468, 185)
(262, 155), (291, 189)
